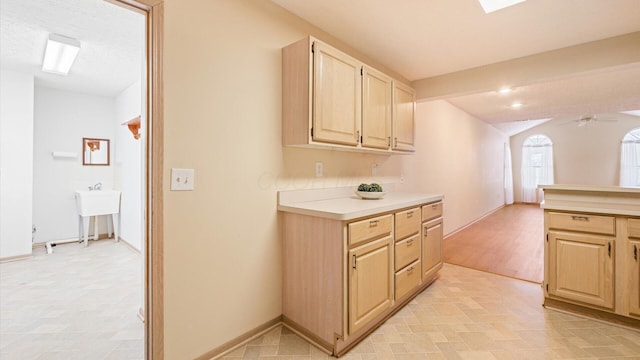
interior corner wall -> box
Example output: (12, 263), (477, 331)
(32, 86), (116, 244)
(510, 116), (640, 203)
(399, 100), (508, 234)
(0, 70), (34, 259)
(114, 80), (143, 251)
(162, 1), (508, 358)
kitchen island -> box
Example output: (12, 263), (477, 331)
(539, 184), (640, 327)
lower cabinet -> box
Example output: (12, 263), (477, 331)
(547, 231), (615, 309)
(629, 240), (640, 317)
(281, 199), (444, 356)
(348, 236), (394, 334)
(422, 218), (443, 282)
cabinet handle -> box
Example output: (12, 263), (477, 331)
(407, 211), (414, 217)
(571, 216), (589, 221)
(369, 220), (379, 226)
(407, 266), (414, 273)
(353, 254), (357, 269)
(634, 245), (638, 262)
(394, 137), (398, 148)
(407, 238), (414, 245)
(432, 204), (438, 209)
(608, 242), (611, 258)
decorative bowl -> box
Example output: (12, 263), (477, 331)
(355, 191), (386, 199)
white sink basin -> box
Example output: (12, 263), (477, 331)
(75, 190), (121, 216)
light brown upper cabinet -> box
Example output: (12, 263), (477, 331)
(392, 82), (416, 152)
(313, 41), (361, 146)
(362, 66), (392, 149)
(282, 36), (414, 154)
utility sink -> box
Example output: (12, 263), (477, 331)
(75, 190), (121, 216)
(74, 190), (121, 247)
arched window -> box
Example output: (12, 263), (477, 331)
(521, 134), (554, 203)
(620, 128), (640, 187)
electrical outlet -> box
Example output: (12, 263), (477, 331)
(315, 162), (323, 177)
(171, 168), (195, 191)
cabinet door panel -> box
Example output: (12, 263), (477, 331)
(548, 232), (614, 309)
(362, 66), (392, 149)
(629, 218), (640, 239)
(392, 82), (415, 151)
(313, 42), (360, 146)
(349, 236), (393, 334)
(422, 218), (443, 281)
(630, 241), (640, 317)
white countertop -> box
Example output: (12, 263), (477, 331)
(278, 186), (443, 220)
(539, 184), (640, 216)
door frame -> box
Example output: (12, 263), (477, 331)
(107, 0), (164, 358)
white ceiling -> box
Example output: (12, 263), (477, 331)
(0, 0), (144, 97)
(272, 0), (640, 133)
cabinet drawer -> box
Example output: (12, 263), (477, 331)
(395, 234), (420, 271)
(629, 218), (640, 239)
(422, 202), (443, 222)
(395, 207), (421, 240)
(395, 260), (421, 300)
(349, 214), (393, 247)
(548, 212), (615, 235)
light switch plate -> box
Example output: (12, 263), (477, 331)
(315, 162), (323, 177)
(171, 168), (195, 191)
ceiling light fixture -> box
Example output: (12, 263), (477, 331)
(478, 0), (526, 13)
(510, 102), (523, 108)
(42, 34), (81, 76)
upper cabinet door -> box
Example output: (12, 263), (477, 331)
(312, 41), (361, 146)
(362, 66), (392, 149)
(392, 81), (415, 151)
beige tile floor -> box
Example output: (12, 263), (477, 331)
(0, 239), (143, 360)
(220, 264), (640, 360)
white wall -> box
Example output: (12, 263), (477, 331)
(400, 100), (508, 234)
(32, 86), (116, 243)
(162, 1), (508, 358)
(114, 80), (144, 251)
(511, 115), (640, 202)
(0, 70), (34, 259)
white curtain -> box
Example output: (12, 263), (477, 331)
(504, 142), (514, 205)
(522, 135), (554, 203)
(620, 141), (639, 187)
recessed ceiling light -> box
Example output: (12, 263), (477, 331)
(478, 0), (526, 14)
(42, 34), (81, 76)
(498, 87), (513, 94)
(510, 102), (523, 108)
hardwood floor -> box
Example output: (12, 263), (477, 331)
(443, 203), (544, 283)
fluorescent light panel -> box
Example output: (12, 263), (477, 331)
(42, 34), (80, 75)
(478, 0), (526, 13)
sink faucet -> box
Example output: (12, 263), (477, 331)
(88, 182), (103, 191)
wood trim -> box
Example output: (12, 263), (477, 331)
(281, 316), (333, 354)
(109, 1), (164, 359)
(196, 316), (283, 360)
(544, 298), (640, 329)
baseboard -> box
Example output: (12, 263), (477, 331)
(0, 253), (32, 263)
(444, 204), (506, 240)
(196, 315), (283, 360)
(118, 237), (142, 254)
